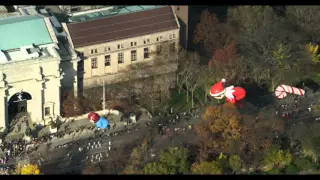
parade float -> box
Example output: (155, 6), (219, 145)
(88, 112), (109, 129)
(274, 84), (305, 99)
(210, 78), (246, 104)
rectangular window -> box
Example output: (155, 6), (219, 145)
(131, 42), (134, 46)
(156, 37), (159, 42)
(169, 34), (172, 39)
(134, 42), (137, 46)
(105, 55), (111, 66)
(173, 33), (176, 39)
(121, 44), (124, 49)
(118, 44), (120, 49)
(91, 58), (98, 69)
(91, 49), (97, 54)
(144, 48), (149, 59)
(144, 40), (146, 44)
(105, 47), (111, 52)
(131, 50), (137, 61)
(45, 107), (50, 116)
(118, 52), (124, 64)
(147, 39), (150, 43)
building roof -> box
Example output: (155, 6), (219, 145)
(0, 15), (53, 50)
(67, 6), (179, 48)
(69, 5), (159, 23)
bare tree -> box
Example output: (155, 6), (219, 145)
(176, 50), (201, 103)
(285, 6), (320, 43)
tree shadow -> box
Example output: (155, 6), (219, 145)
(295, 78), (320, 93)
(240, 81), (274, 109)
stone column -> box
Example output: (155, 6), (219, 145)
(33, 82), (43, 125)
(0, 90), (7, 131)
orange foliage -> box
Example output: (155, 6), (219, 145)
(82, 165), (102, 175)
(195, 104), (242, 161)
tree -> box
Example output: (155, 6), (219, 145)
(82, 165), (102, 175)
(195, 104), (243, 161)
(15, 164), (40, 175)
(194, 10), (238, 57)
(176, 50), (201, 104)
(62, 92), (85, 117)
(191, 161), (223, 174)
(228, 6), (313, 89)
(143, 147), (189, 175)
(198, 66), (216, 104)
(262, 145), (292, 171)
(228, 155), (243, 173)
(285, 6), (320, 43)
(122, 147), (143, 174)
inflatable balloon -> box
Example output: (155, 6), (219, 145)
(210, 78), (246, 104)
(88, 112), (99, 122)
(88, 112), (109, 129)
(275, 85), (305, 99)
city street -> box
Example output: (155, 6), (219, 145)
(7, 92), (320, 174)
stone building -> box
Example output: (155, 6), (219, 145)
(0, 15), (63, 128)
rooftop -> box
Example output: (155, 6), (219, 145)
(69, 5), (160, 23)
(0, 15), (53, 51)
(67, 6), (179, 48)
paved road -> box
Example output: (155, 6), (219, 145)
(38, 113), (200, 174)
(11, 92), (320, 174)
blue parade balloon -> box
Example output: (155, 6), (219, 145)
(95, 116), (109, 129)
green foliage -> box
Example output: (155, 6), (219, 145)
(50, 121), (57, 129)
(191, 161), (223, 174)
(228, 155), (243, 173)
(272, 43), (291, 68)
(25, 127), (32, 137)
(306, 43), (320, 63)
(265, 168), (281, 175)
(143, 147), (189, 175)
(294, 157), (317, 172)
(262, 145), (292, 171)
(284, 164), (300, 174)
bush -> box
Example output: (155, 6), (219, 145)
(294, 157), (317, 172)
(50, 121), (57, 129)
(284, 164), (300, 174)
(25, 127), (32, 137)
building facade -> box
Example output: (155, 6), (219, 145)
(63, 5), (180, 90)
(0, 15), (63, 129)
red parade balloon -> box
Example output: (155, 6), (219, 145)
(88, 112), (99, 122)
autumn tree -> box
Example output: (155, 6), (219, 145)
(194, 10), (238, 57)
(191, 161), (223, 174)
(82, 165), (102, 175)
(15, 164), (41, 175)
(262, 145), (292, 171)
(122, 147), (143, 174)
(228, 155), (244, 173)
(143, 147), (189, 175)
(195, 103), (242, 161)
(208, 41), (248, 84)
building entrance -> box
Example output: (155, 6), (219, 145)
(8, 91), (32, 123)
